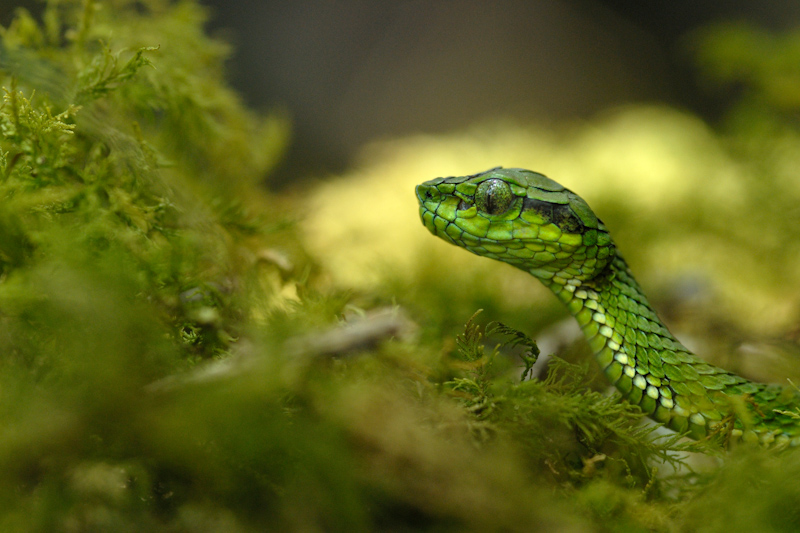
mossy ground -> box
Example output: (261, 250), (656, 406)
(1, 2), (800, 531)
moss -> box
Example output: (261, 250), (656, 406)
(0, 0), (291, 363)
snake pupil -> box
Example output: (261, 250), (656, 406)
(476, 179), (513, 215)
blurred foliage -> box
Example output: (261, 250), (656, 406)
(1, 2), (800, 532)
(694, 23), (800, 132)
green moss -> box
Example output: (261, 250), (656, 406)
(0, 0), (292, 363)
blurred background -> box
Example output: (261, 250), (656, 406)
(4, 1), (800, 182)
(197, 1), (799, 181)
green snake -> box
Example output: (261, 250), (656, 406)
(416, 167), (800, 447)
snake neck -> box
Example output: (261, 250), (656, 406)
(540, 255), (693, 431)
(538, 253), (798, 446)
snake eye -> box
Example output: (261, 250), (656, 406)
(475, 179), (513, 215)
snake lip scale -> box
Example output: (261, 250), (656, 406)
(416, 167), (800, 448)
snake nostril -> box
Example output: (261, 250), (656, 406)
(416, 185), (439, 202)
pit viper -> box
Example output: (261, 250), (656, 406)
(416, 167), (800, 447)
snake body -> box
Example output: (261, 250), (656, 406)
(416, 167), (800, 447)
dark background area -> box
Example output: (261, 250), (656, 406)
(3, 1), (800, 182)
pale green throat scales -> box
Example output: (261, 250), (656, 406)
(416, 167), (800, 447)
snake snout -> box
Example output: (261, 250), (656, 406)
(415, 184), (439, 204)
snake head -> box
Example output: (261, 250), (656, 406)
(416, 167), (616, 283)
